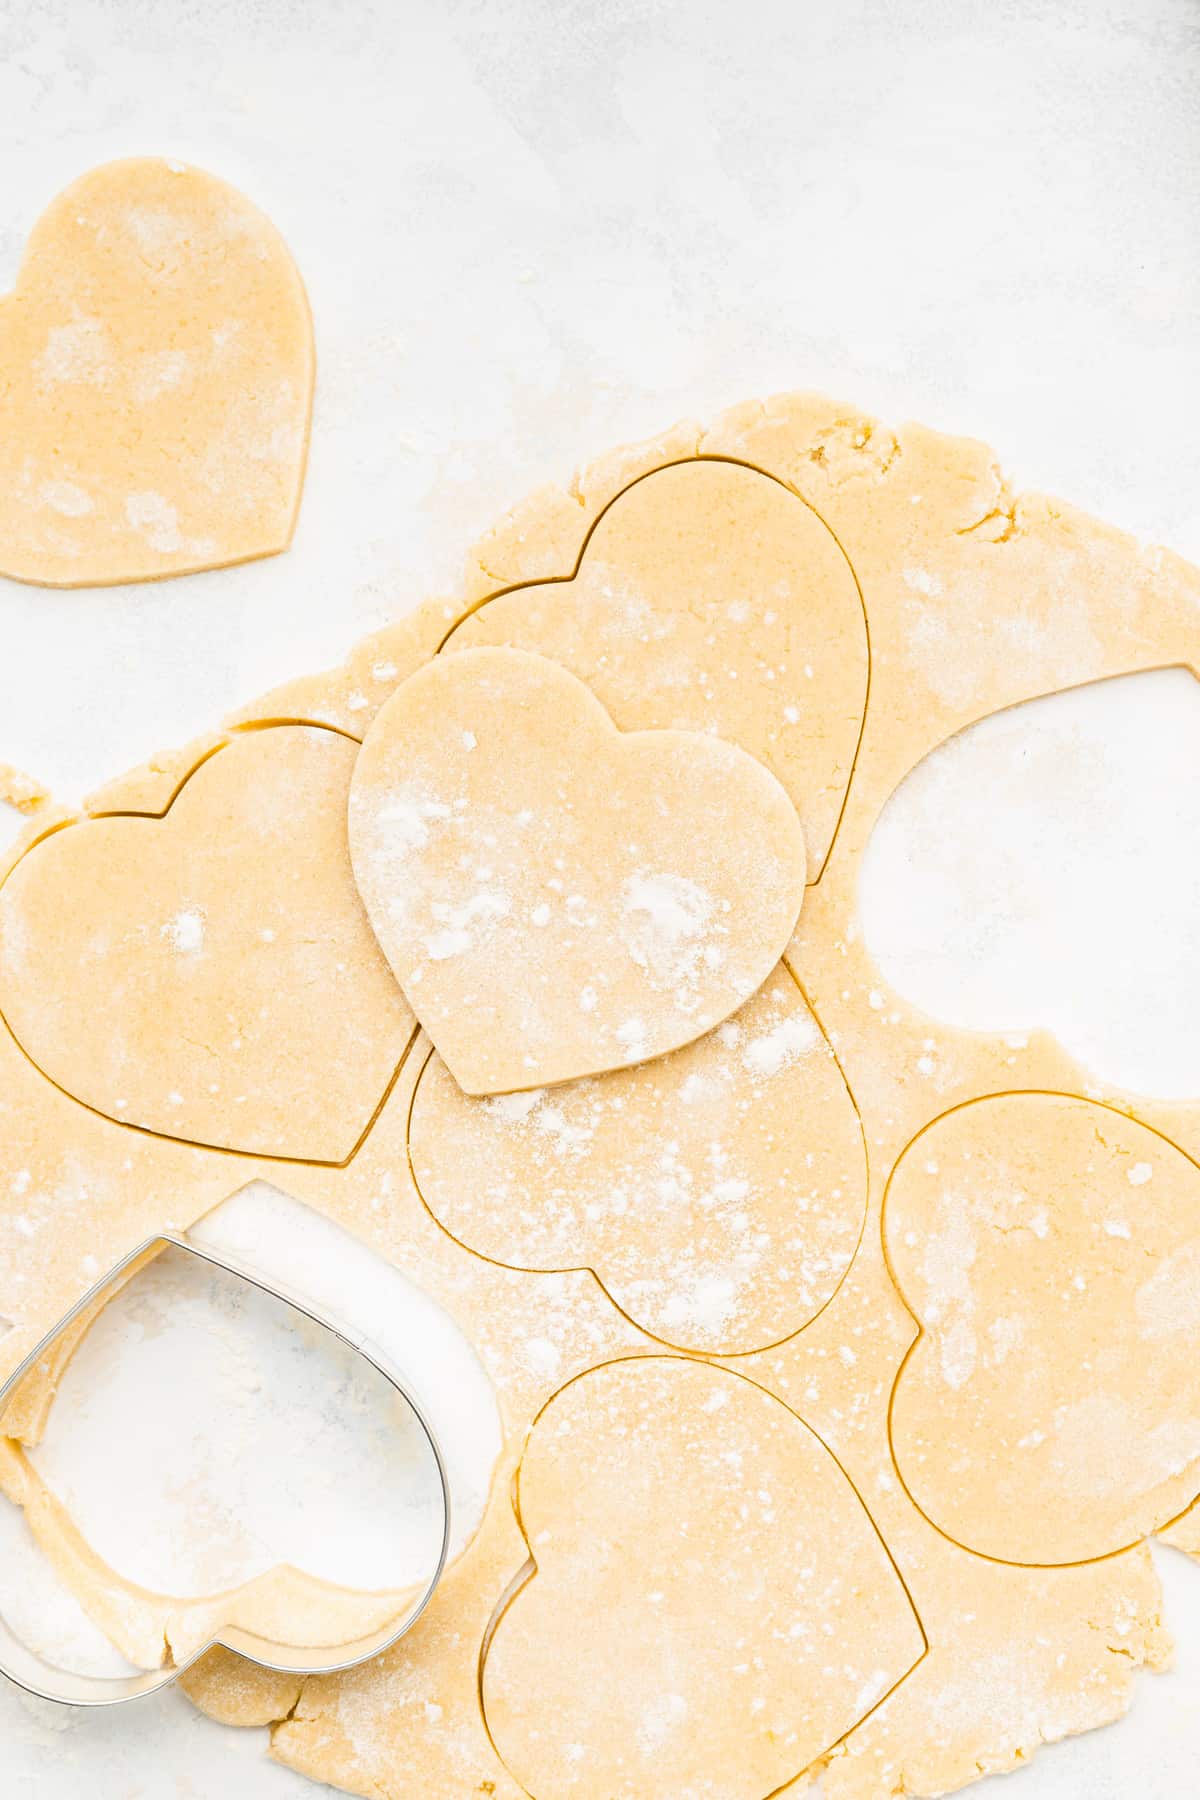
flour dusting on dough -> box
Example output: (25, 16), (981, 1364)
(34, 317), (113, 388)
(921, 1197), (978, 1389)
(1136, 1242), (1200, 1338)
(162, 908), (205, 955)
(124, 491), (185, 555)
(740, 1006), (819, 1077)
(39, 479), (94, 518)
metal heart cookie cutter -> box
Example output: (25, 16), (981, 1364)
(0, 1230), (451, 1706)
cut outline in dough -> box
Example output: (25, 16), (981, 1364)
(404, 961), (870, 1359)
(440, 455), (872, 888)
(0, 157), (314, 590)
(475, 1353), (928, 1800)
(0, 722), (419, 1166)
(881, 1086), (1200, 1570)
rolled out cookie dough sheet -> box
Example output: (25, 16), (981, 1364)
(2, 392), (1199, 1800)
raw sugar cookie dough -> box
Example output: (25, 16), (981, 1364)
(2, 393), (1199, 1800)
(445, 455), (869, 881)
(0, 158), (312, 587)
(409, 964), (866, 1355)
(481, 1357), (923, 1800)
(348, 645), (807, 1093)
(0, 726), (413, 1160)
(885, 1093), (1200, 1567)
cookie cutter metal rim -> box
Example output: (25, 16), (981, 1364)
(0, 1229), (452, 1707)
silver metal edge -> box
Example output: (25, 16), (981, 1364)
(0, 1229), (452, 1707)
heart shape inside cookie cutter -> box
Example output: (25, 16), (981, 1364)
(0, 1232), (451, 1706)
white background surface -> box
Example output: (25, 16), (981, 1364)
(1, 0), (1198, 1794)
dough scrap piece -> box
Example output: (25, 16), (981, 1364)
(885, 1092), (1200, 1565)
(178, 1649), (303, 1729)
(410, 965), (865, 1354)
(448, 455), (867, 881)
(349, 646), (806, 1094)
(0, 157), (312, 588)
(0, 726), (413, 1160)
(482, 1357), (923, 1800)
(0, 764), (52, 817)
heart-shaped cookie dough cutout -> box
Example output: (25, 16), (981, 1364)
(0, 727), (413, 1160)
(409, 967), (866, 1354)
(0, 157), (312, 588)
(448, 456), (867, 881)
(886, 1093), (1200, 1564)
(482, 1357), (924, 1800)
(349, 647), (807, 1094)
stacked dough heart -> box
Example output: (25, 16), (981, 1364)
(349, 644), (808, 1091)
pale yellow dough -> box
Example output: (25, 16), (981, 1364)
(2, 396), (1198, 1800)
(409, 964), (866, 1355)
(447, 456), (867, 881)
(885, 1093), (1200, 1565)
(0, 158), (312, 587)
(349, 646), (807, 1093)
(0, 727), (413, 1159)
(482, 1357), (923, 1800)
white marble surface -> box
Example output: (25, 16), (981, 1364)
(1, 0), (1198, 1794)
